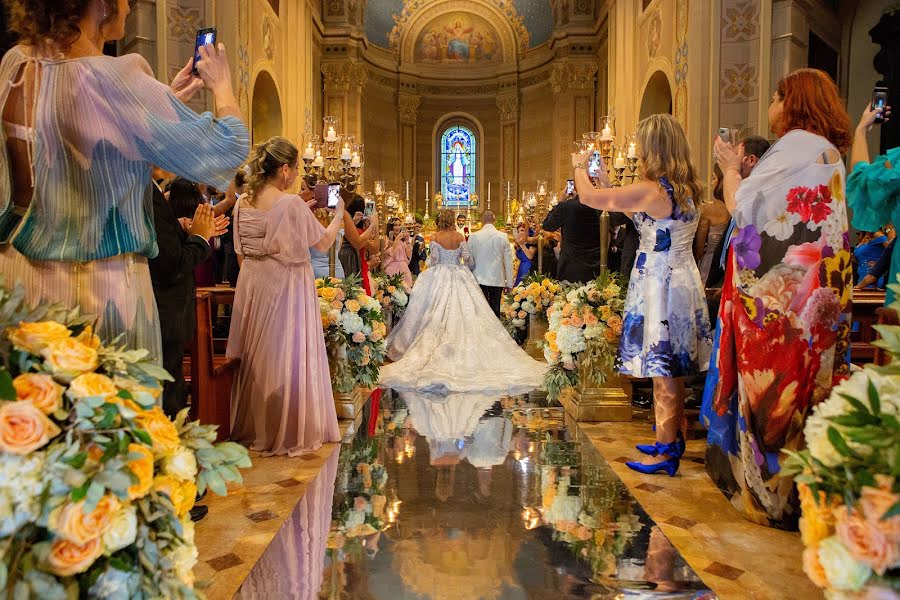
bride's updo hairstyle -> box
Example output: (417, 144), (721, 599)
(245, 136), (298, 203)
(435, 209), (455, 231)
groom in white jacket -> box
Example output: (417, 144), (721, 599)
(467, 210), (514, 318)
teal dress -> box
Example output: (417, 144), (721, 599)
(848, 146), (900, 304)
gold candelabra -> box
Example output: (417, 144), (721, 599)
(301, 116), (363, 192)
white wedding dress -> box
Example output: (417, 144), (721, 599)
(379, 241), (547, 394)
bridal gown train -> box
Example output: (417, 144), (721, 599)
(379, 241), (547, 394)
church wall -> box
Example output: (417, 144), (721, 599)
(362, 79), (402, 194)
(519, 82), (555, 196)
(841, 0), (886, 159)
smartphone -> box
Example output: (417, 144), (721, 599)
(565, 179), (575, 196)
(718, 127), (730, 143)
(192, 27), (217, 75)
(327, 183), (341, 209)
(364, 199), (376, 217)
(313, 183), (328, 209)
(872, 85), (888, 123)
(587, 151), (601, 177)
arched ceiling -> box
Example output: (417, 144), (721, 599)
(364, 0), (553, 51)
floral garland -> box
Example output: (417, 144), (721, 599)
(371, 273), (411, 323)
(0, 285), (250, 598)
(783, 276), (900, 598)
(542, 273), (626, 403)
(500, 275), (564, 335)
(316, 276), (387, 393)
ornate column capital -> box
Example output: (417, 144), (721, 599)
(567, 62), (598, 91)
(398, 93), (421, 123)
(322, 61), (368, 93)
(496, 93), (519, 122)
(550, 63), (567, 95)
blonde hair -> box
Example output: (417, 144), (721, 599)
(635, 114), (704, 215)
(435, 210), (456, 231)
(244, 136), (298, 203)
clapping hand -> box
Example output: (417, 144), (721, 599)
(713, 136), (743, 174)
(188, 203), (216, 239)
(213, 214), (229, 237)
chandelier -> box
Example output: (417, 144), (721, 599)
(301, 116), (364, 191)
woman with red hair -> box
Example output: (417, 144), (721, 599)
(702, 69), (852, 528)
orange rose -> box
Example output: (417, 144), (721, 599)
(46, 537), (103, 577)
(570, 315), (583, 327)
(802, 546), (829, 588)
(0, 400), (61, 454)
(49, 495), (119, 545)
(584, 312), (599, 327)
(67, 373), (117, 400)
(13, 373), (63, 414)
(836, 506), (897, 575)
(153, 475), (194, 517)
(41, 337), (99, 382)
(603, 327), (617, 341)
(127, 443), (154, 499)
(860, 481), (900, 543)
(135, 407), (180, 456)
(74, 325), (102, 350)
(8, 321), (71, 354)
(607, 314), (623, 329)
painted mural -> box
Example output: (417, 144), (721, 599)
(413, 13), (502, 64)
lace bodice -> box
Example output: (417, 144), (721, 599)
(428, 241), (474, 269)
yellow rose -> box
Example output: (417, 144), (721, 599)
(41, 338), (99, 382)
(127, 443), (154, 499)
(13, 373), (63, 414)
(345, 300), (361, 313)
(544, 331), (557, 343)
(135, 407), (180, 456)
(153, 475), (195, 518)
(68, 373), (117, 400)
(112, 375), (161, 402)
(320, 287), (336, 301)
(8, 321), (71, 354)
(46, 537), (103, 577)
(798, 483), (836, 546)
(74, 325), (102, 350)
(0, 400), (61, 454)
(49, 495), (119, 545)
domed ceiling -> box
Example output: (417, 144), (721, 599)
(364, 0), (553, 51)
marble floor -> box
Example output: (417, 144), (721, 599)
(193, 391), (820, 600)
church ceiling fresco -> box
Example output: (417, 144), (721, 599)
(413, 12), (502, 64)
(364, 0), (553, 52)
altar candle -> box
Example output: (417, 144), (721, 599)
(507, 181), (510, 199)
(601, 124), (613, 141)
(627, 142), (637, 159)
(326, 126), (337, 142)
(614, 153), (626, 169)
(539, 184), (546, 195)
(488, 182), (491, 204)
(341, 144), (351, 160)
(406, 181), (410, 200)
(312, 151), (324, 168)
(302, 143), (315, 160)
(350, 153), (361, 168)
(426, 181), (429, 199)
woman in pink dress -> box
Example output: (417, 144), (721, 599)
(227, 137), (345, 456)
(383, 219), (413, 287)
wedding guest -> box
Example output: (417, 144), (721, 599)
(693, 165), (731, 285)
(848, 101), (899, 303)
(0, 0), (248, 361)
(513, 223), (535, 285)
(168, 178), (217, 287)
(573, 113), (712, 477)
(228, 137), (344, 456)
(338, 193), (379, 292)
(306, 180), (345, 280)
(609, 212), (639, 279)
(705, 68), (852, 528)
(854, 230), (889, 288)
(856, 236), (895, 290)
(409, 216), (427, 277)
(383, 220), (413, 287)
(217, 170), (245, 286)
(542, 195), (602, 283)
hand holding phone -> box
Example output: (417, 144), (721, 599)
(192, 28), (217, 75)
(565, 179), (575, 196)
(327, 183), (341, 209)
(872, 85), (888, 124)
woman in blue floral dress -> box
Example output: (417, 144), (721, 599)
(573, 114), (712, 477)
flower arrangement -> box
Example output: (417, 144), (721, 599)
(500, 274), (563, 335)
(316, 275), (387, 393)
(371, 273), (411, 323)
(541, 273), (626, 403)
(782, 276), (900, 598)
(0, 285), (251, 598)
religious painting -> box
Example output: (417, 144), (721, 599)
(440, 125), (477, 206)
(414, 13), (501, 64)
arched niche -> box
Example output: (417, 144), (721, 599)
(251, 70), (283, 144)
(432, 113), (485, 207)
(639, 70), (674, 119)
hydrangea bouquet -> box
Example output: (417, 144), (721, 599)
(317, 276), (387, 393)
(500, 275), (563, 336)
(542, 273), (626, 403)
(371, 273), (411, 323)
(782, 276), (900, 598)
(0, 285), (250, 599)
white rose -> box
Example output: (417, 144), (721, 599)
(818, 536), (871, 591)
(162, 447), (198, 481)
(102, 506), (138, 554)
(345, 510), (365, 529)
(339, 312), (364, 334)
(181, 518), (195, 545)
(169, 542), (199, 587)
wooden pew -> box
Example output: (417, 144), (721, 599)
(189, 289), (240, 441)
(852, 289), (887, 366)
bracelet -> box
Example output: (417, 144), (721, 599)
(574, 163), (588, 170)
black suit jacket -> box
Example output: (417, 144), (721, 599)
(148, 184), (212, 344)
(542, 196), (602, 284)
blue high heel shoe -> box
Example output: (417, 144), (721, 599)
(626, 441), (682, 477)
(635, 432), (685, 457)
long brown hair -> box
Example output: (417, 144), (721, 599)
(435, 209), (456, 231)
(774, 68), (851, 153)
(635, 114), (704, 216)
(5, 0), (121, 52)
(244, 136), (298, 204)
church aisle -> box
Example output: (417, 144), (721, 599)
(232, 390), (714, 599)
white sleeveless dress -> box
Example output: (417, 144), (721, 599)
(379, 241), (547, 394)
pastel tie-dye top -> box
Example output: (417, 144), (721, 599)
(0, 45), (250, 261)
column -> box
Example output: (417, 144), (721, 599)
(551, 61), (597, 191)
(321, 60), (368, 140)
(496, 92), (519, 217)
(398, 92), (421, 211)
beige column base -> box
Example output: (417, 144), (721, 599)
(334, 385), (373, 420)
(560, 361), (633, 422)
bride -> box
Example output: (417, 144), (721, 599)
(379, 210), (547, 394)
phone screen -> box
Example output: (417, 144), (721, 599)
(587, 152), (601, 177)
(873, 87), (888, 122)
(566, 179), (575, 195)
(718, 128), (730, 142)
(193, 28), (217, 74)
(327, 184), (341, 209)
(364, 200), (376, 217)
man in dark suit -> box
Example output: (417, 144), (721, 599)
(409, 216), (427, 277)
(541, 195), (602, 284)
(609, 212), (639, 278)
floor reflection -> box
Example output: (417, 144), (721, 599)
(236, 391), (717, 600)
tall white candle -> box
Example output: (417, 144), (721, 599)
(627, 142), (637, 159)
(426, 181), (429, 199)
(406, 181), (410, 200)
(302, 143), (314, 160)
(507, 181), (511, 199)
(488, 182), (491, 204)
(341, 144), (351, 160)
(614, 153), (626, 169)
(601, 125), (613, 141)
(350, 153), (361, 168)
(326, 127), (337, 142)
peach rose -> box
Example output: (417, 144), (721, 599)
(8, 321), (71, 354)
(836, 506), (897, 575)
(345, 300), (361, 313)
(584, 312), (599, 327)
(13, 373), (63, 414)
(352, 331), (366, 344)
(802, 546), (829, 588)
(570, 315), (583, 327)
(860, 481), (900, 543)
(74, 325), (102, 350)
(334, 288), (346, 302)
(0, 400), (61, 454)
(49, 495), (119, 545)
(153, 475), (194, 518)
(68, 373), (117, 400)
(518, 311), (527, 319)
(331, 299), (343, 310)
(46, 537), (103, 577)
(127, 443), (155, 499)
(41, 337), (99, 382)
(135, 407), (180, 456)
(603, 327), (617, 342)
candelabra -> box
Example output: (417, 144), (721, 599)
(301, 116), (364, 192)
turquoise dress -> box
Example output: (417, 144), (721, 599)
(848, 146), (900, 304)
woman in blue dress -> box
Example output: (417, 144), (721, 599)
(513, 223), (535, 285)
(853, 230), (888, 288)
(573, 114), (712, 477)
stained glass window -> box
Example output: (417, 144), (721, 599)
(439, 124), (476, 207)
